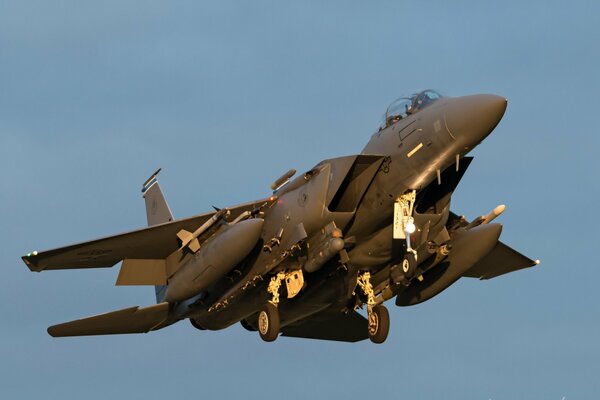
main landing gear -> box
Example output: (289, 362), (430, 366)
(258, 272), (285, 342)
(258, 302), (279, 342)
(356, 271), (390, 344)
(257, 270), (391, 344)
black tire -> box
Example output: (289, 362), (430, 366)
(401, 252), (417, 278)
(368, 305), (390, 344)
(258, 303), (280, 342)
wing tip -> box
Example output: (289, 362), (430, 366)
(478, 256), (541, 280)
(21, 253), (43, 272)
(47, 326), (60, 337)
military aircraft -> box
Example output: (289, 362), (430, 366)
(22, 90), (539, 343)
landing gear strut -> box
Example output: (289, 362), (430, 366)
(391, 190), (419, 283)
(357, 271), (390, 344)
(258, 272), (285, 342)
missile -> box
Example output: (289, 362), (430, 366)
(177, 208), (230, 253)
(465, 204), (506, 230)
(165, 218), (264, 303)
(483, 204), (505, 224)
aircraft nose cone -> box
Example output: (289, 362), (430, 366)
(444, 94), (507, 148)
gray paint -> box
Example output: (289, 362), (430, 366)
(21, 91), (536, 343)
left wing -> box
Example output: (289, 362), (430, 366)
(448, 211), (539, 280)
(463, 241), (539, 280)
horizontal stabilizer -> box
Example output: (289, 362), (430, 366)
(463, 241), (539, 280)
(47, 302), (169, 337)
(281, 309), (368, 342)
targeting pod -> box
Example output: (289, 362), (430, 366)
(303, 222), (344, 273)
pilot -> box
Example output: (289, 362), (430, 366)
(415, 92), (434, 111)
(386, 114), (401, 127)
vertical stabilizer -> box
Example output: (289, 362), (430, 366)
(141, 168), (173, 302)
(142, 168), (174, 226)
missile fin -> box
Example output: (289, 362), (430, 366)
(188, 238), (201, 253)
(177, 229), (193, 245)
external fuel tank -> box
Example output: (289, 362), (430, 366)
(165, 218), (264, 302)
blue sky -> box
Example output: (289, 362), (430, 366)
(1, 1), (599, 398)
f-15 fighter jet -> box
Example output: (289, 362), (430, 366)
(22, 90), (539, 343)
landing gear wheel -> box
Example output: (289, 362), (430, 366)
(368, 305), (390, 344)
(258, 303), (280, 342)
(401, 252), (417, 279)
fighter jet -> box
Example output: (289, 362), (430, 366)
(22, 90), (539, 343)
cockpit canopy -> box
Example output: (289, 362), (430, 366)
(377, 90), (443, 131)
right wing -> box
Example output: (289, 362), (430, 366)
(22, 199), (270, 272)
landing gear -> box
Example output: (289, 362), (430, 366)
(356, 271), (390, 344)
(391, 190), (420, 284)
(368, 304), (390, 344)
(257, 272), (285, 342)
(258, 302), (279, 342)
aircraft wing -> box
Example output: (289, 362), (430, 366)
(449, 211), (539, 280)
(47, 302), (170, 337)
(281, 309), (368, 342)
(22, 199), (269, 272)
(463, 241), (539, 280)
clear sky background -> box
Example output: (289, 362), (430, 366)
(1, 1), (599, 399)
